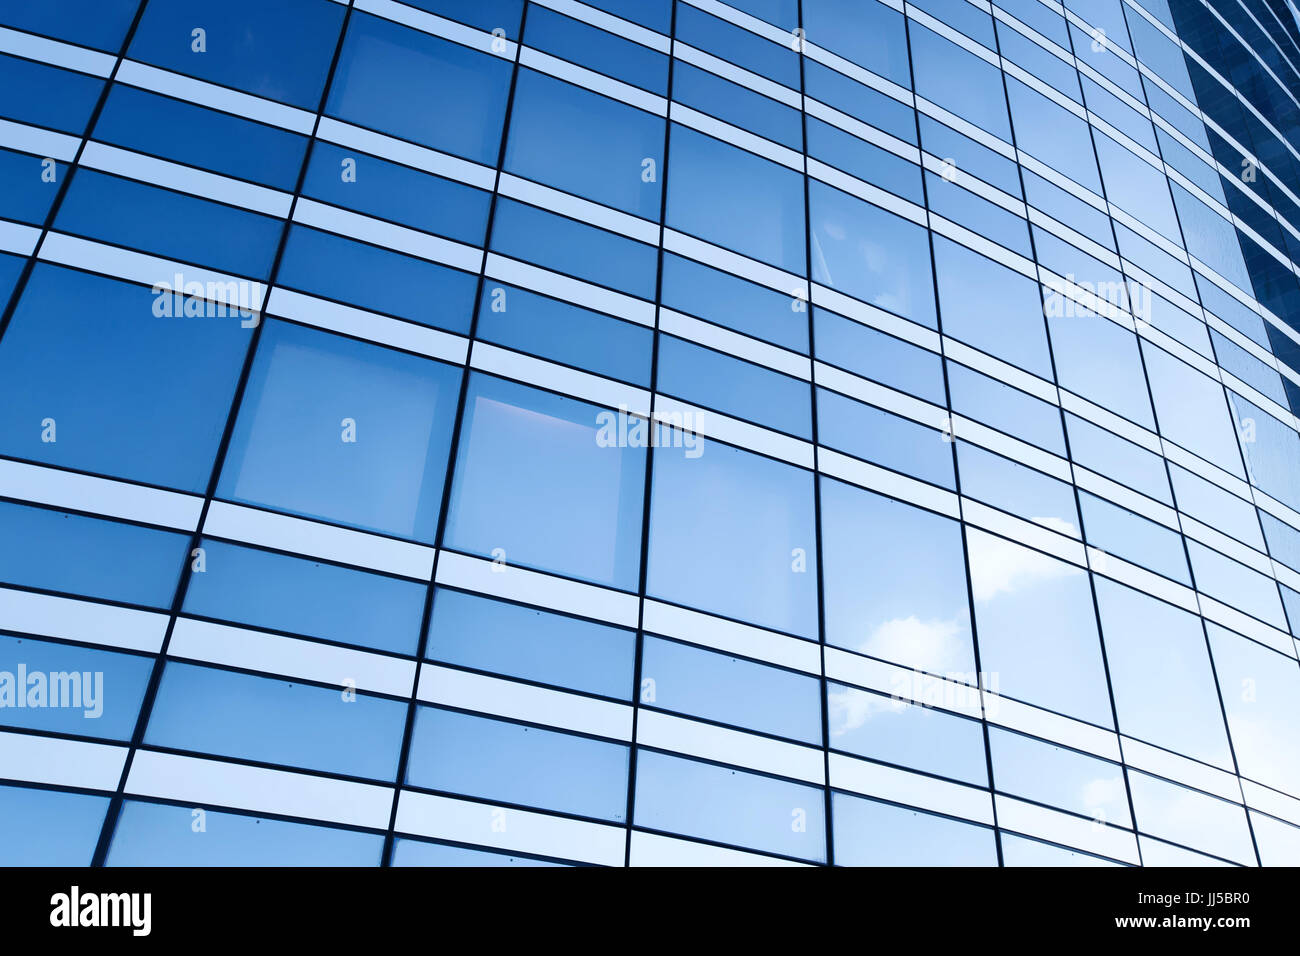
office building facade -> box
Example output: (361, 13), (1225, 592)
(2, 0), (1300, 866)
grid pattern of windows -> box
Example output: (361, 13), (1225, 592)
(3, 0), (1300, 867)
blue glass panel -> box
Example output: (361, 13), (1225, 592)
(829, 684), (988, 785)
(1210, 624), (1300, 796)
(726, 0), (798, 28)
(0, 502), (186, 607)
(1065, 412), (1172, 504)
(0, 0), (140, 51)
(967, 527), (1112, 726)
(582, 0), (671, 32)
(302, 142), (490, 245)
(476, 283), (653, 386)
(0, 265), (251, 492)
(808, 117), (924, 204)
(820, 478), (975, 674)
(1230, 396), (1300, 514)
(676, 3), (799, 87)
(0, 633), (151, 740)
(996, 0), (1069, 44)
(1095, 578), (1232, 766)
(0, 149), (64, 224)
(0, 785), (108, 865)
(182, 539), (428, 656)
(990, 727), (1131, 825)
(802, 0), (911, 86)
(107, 802), (382, 866)
(0, 252), (24, 313)
(426, 588), (635, 700)
(56, 171), (282, 278)
(0, 55), (102, 134)
(327, 12), (512, 163)
(525, 6), (667, 93)
(1187, 540), (1287, 629)
(957, 443), (1080, 535)
(920, 115), (1024, 196)
(804, 60), (917, 143)
(642, 636), (822, 743)
(129, 0), (344, 109)
(94, 85), (308, 190)
(218, 320), (462, 541)
(813, 309), (946, 404)
(1023, 169), (1114, 249)
(276, 225), (478, 334)
(661, 253), (808, 352)
(404, 0), (525, 37)
(444, 374), (646, 589)
(648, 441), (818, 637)
(491, 197), (658, 299)
(833, 793), (996, 866)
(656, 335), (812, 438)
(505, 69), (664, 217)
(1260, 510), (1300, 574)
(915, 0), (996, 46)
(910, 23), (1012, 140)
(810, 180), (937, 326)
(146, 662), (408, 779)
(926, 174), (1032, 257)
(934, 236), (1052, 377)
(999, 27), (1082, 103)
(1143, 341), (1247, 479)
(1080, 491), (1190, 584)
(817, 389), (955, 488)
(668, 125), (806, 273)
(1081, 77), (1158, 154)
(634, 749), (826, 861)
(1169, 463), (1265, 550)
(1093, 131), (1182, 244)
(1002, 834), (1119, 866)
(407, 707), (629, 821)
(1066, 0), (1132, 52)
(674, 62), (802, 150)
(947, 362), (1066, 455)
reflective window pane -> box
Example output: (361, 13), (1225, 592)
(444, 374), (646, 589)
(219, 321), (461, 541)
(648, 441), (817, 637)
